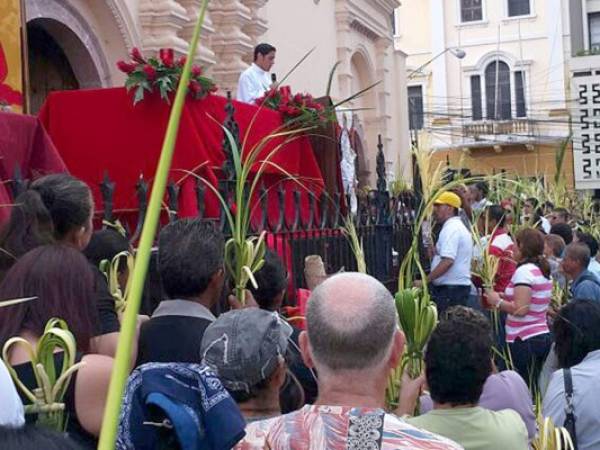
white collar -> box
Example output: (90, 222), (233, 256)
(152, 299), (216, 322)
(251, 63), (269, 75)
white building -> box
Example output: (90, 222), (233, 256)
(22, 0), (410, 187)
(569, 0), (600, 190)
(394, 0), (574, 184)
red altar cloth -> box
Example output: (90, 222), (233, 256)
(0, 111), (67, 222)
(38, 88), (324, 224)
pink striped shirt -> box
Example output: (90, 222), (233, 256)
(504, 263), (551, 342)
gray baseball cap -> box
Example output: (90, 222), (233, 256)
(200, 308), (293, 393)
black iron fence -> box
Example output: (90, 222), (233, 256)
(5, 94), (419, 304)
(7, 168), (417, 305)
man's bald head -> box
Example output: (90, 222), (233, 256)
(565, 242), (591, 269)
(306, 272), (397, 371)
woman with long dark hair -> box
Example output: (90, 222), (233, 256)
(0, 174), (121, 357)
(0, 174), (93, 276)
(0, 245), (113, 447)
(487, 228), (553, 390)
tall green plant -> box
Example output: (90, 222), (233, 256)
(386, 287), (437, 409)
(341, 216), (366, 274)
(97, 2), (210, 448)
(194, 123), (315, 304)
(99, 251), (134, 314)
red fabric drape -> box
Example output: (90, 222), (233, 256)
(0, 111), (66, 222)
(38, 87), (324, 225)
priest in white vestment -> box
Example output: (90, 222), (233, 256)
(236, 43), (276, 104)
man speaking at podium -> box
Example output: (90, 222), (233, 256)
(236, 43), (276, 104)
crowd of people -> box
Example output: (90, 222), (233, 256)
(0, 173), (599, 449)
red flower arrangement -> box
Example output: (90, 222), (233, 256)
(117, 47), (217, 105)
(255, 86), (333, 128)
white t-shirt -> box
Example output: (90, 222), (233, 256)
(0, 360), (24, 427)
(541, 217), (551, 234)
(431, 216), (473, 286)
(236, 63), (272, 104)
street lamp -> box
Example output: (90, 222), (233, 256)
(407, 47), (466, 79)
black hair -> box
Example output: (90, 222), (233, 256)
(550, 223), (573, 245)
(229, 377), (270, 404)
(83, 229), (130, 273)
(425, 306), (493, 406)
(0, 244), (97, 353)
(554, 299), (600, 368)
(474, 181), (489, 197)
(485, 204), (507, 227)
(553, 207), (570, 221)
(526, 197), (539, 208)
(158, 219), (224, 299)
(526, 197), (545, 219)
(28, 174), (91, 239)
(254, 43), (276, 61)
(248, 250), (287, 311)
(575, 230), (599, 257)
(0, 425), (83, 450)
(0, 174), (92, 278)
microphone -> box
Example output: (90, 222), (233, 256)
(271, 73), (277, 83)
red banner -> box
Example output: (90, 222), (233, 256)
(0, 0), (24, 113)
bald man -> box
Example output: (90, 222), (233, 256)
(561, 243), (600, 302)
(235, 273), (461, 449)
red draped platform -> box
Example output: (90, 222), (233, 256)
(38, 88), (324, 224)
(0, 111), (66, 222)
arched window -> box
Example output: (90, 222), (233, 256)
(485, 61), (512, 120)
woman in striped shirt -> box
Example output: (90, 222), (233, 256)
(487, 228), (553, 391)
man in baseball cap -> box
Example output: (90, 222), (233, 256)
(433, 191), (462, 209)
(427, 191), (473, 314)
(200, 308), (292, 422)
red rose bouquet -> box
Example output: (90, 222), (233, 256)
(117, 47), (217, 105)
(255, 86), (334, 128)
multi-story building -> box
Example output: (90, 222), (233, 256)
(395, 0), (574, 186)
(20, 0), (409, 186)
(568, 0), (600, 190)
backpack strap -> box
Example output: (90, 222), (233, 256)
(563, 368), (578, 449)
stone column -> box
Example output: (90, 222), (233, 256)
(178, 0), (217, 67)
(334, 9), (354, 101)
(375, 37), (393, 153)
(241, 0), (269, 64)
(209, 0), (253, 93)
(138, 0), (189, 54)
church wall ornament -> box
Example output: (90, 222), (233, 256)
(25, 0), (112, 88)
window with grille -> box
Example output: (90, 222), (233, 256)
(590, 13), (600, 51)
(515, 71), (527, 117)
(461, 0), (483, 23)
(408, 86), (424, 130)
(471, 76), (483, 121)
(485, 61), (512, 120)
(507, 0), (530, 17)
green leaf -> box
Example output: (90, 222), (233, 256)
(326, 61), (341, 98)
(133, 85), (146, 105)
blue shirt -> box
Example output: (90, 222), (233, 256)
(571, 270), (600, 302)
